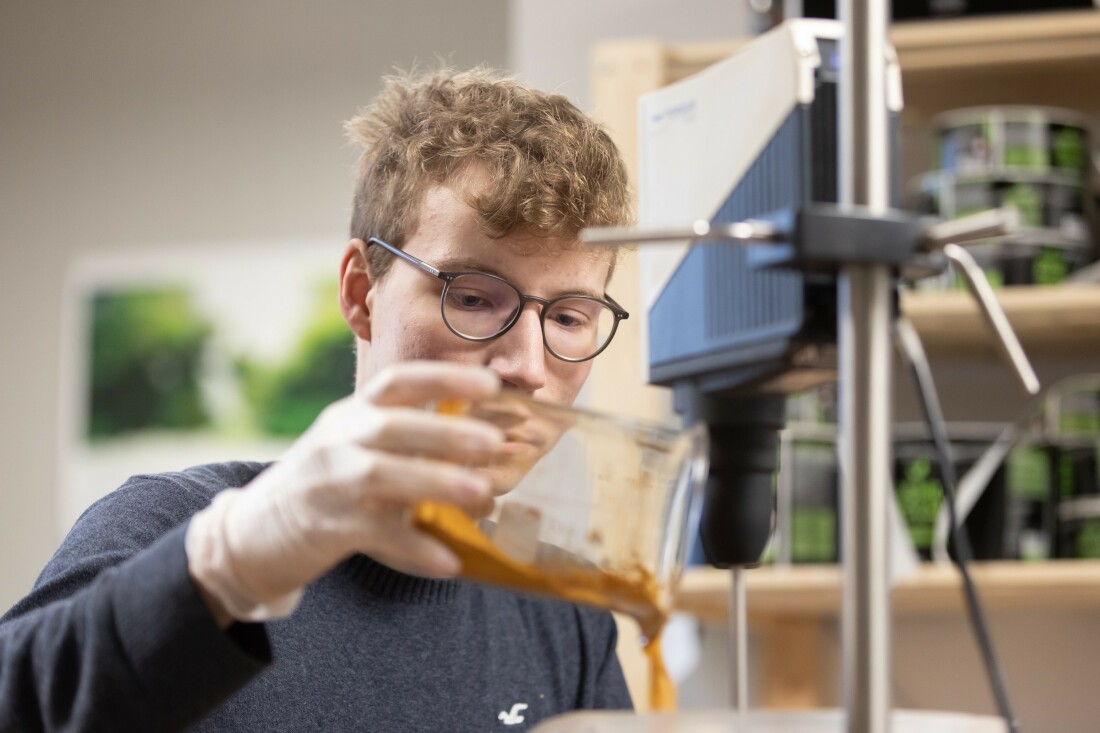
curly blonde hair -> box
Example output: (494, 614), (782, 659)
(345, 67), (632, 280)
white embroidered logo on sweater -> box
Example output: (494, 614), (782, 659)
(498, 703), (528, 725)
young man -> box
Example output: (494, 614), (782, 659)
(0, 68), (635, 731)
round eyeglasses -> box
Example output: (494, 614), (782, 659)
(367, 237), (629, 362)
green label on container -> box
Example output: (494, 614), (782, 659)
(1076, 521), (1100, 559)
(1033, 248), (1068, 285)
(791, 507), (836, 563)
(897, 458), (943, 548)
(1004, 145), (1046, 168)
(1059, 452), (1076, 498)
(1007, 447), (1050, 501)
(1060, 412), (1100, 437)
(1052, 127), (1084, 170)
(1002, 184), (1043, 227)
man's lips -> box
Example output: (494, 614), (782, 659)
(470, 401), (533, 429)
(470, 399), (554, 452)
(501, 428), (547, 450)
(467, 391), (577, 469)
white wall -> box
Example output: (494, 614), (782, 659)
(0, 0), (508, 608)
(509, 0), (750, 112)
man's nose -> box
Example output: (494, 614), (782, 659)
(486, 305), (547, 394)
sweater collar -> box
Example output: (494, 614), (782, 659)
(340, 553), (463, 604)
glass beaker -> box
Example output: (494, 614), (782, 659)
(416, 390), (709, 641)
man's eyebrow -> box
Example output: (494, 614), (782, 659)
(434, 257), (606, 299)
(433, 256), (495, 274)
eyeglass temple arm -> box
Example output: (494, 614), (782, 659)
(366, 237), (441, 278)
(604, 293), (629, 319)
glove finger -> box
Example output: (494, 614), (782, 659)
(344, 406), (504, 466)
(363, 361), (499, 408)
(359, 523), (463, 579)
(331, 447), (492, 509)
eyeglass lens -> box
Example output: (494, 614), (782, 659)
(442, 273), (616, 360)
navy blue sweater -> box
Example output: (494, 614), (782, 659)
(0, 462), (633, 732)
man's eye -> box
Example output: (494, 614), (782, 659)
(551, 311), (587, 328)
(448, 290), (493, 309)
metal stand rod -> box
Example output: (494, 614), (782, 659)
(776, 432), (794, 566)
(838, 1), (893, 732)
(729, 567), (749, 727)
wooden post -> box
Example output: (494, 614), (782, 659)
(588, 41), (677, 709)
(586, 40), (675, 425)
(758, 615), (826, 709)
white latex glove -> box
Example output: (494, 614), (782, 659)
(185, 361), (503, 623)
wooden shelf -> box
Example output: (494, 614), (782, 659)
(891, 9), (1100, 75)
(891, 10), (1100, 177)
(900, 285), (1100, 358)
(637, 10), (1100, 93)
(675, 560), (1100, 622)
(593, 11), (1100, 191)
(672, 560), (1100, 708)
(680, 10), (1100, 77)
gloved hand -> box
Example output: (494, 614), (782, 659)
(185, 361), (503, 624)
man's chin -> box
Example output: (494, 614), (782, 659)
(482, 462), (531, 498)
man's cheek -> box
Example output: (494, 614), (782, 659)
(392, 315), (444, 357)
(545, 363), (591, 405)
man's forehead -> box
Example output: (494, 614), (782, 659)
(432, 241), (612, 285)
(411, 183), (612, 262)
(434, 246), (609, 273)
(403, 178), (617, 291)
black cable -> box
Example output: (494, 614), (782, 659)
(894, 318), (1021, 733)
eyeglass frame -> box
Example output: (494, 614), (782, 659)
(366, 236), (629, 363)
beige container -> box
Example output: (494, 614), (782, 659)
(934, 105), (1092, 178)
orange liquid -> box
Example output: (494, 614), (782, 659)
(412, 500), (676, 711)
(645, 633), (676, 711)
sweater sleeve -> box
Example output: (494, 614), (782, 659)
(0, 469), (271, 733)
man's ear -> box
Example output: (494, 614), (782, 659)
(339, 238), (373, 341)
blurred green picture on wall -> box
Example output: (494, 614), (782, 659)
(82, 257), (354, 443)
(61, 242), (353, 535)
(235, 282), (354, 438)
(89, 287), (214, 439)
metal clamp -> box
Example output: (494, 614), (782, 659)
(582, 203), (1040, 396)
